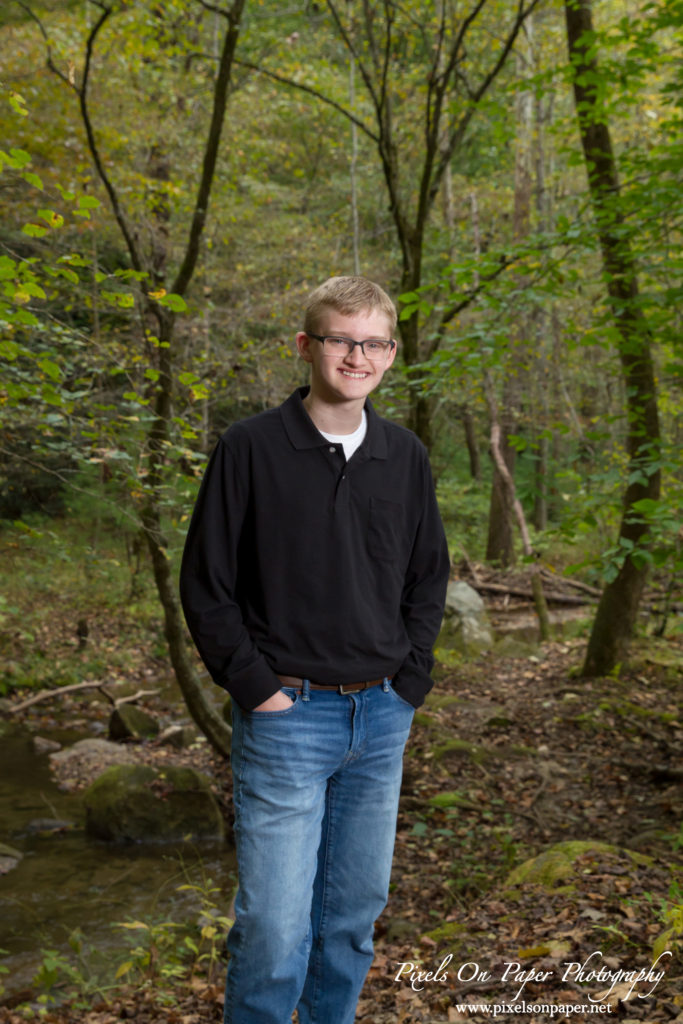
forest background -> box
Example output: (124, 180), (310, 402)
(0, 0), (681, 1014)
(1, 0), (680, 728)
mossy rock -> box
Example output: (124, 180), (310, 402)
(109, 704), (159, 741)
(506, 841), (653, 890)
(84, 764), (224, 843)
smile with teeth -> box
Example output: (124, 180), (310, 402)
(340, 370), (369, 378)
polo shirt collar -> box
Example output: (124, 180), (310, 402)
(280, 386), (388, 459)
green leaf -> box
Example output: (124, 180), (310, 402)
(22, 223), (48, 238)
(156, 292), (188, 313)
(9, 91), (28, 117)
(22, 171), (44, 190)
(38, 358), (61, 381)
(9, 147), (31, 168)
(38, 209), (64, 229)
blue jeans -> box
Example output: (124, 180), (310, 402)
(225, 678), (414, 1024)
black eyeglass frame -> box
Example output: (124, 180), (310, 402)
(306, 332), (396, 359)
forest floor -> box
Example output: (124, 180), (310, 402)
(2, 611), (682, 1023)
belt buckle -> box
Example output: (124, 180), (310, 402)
(338, 682), (360, 695)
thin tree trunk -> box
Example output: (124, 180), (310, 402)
(62, 0), (246, 756)
(564, 0), (661, 676)
(485, 374), (551, 639)
(486, 25), (534, 564)
(459, 404), (481, 481)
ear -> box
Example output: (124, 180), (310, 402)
(385, 340), (398, 370)
(295, 331), (315, 363)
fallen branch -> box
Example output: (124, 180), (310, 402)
(539, 569), (602, 598)
(9, 679), (115, 714)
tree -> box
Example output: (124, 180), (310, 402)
(564, 0), (661, 676)
(239, 0), (541, 450)
(17, 0), (248, 756)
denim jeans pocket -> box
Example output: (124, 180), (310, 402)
(246, 688), (300, 718)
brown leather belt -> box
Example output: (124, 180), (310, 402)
(277, 674), (390, 695)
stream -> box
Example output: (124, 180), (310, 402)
(0, 718), (236, 1000)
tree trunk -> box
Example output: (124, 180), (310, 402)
(141, 500), (231, 757)
(564, 0), (661, 676)
(485, 374), (551, 639)
(459, 404), (481, 481)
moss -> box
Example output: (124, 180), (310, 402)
(431, 739), (492, 765)
(424, 920), (467, 945)
(506, 841), (653, 890)
(429, 790), (475, 809)
(424, 692), (467, 710)
(413, 711), (436, 729)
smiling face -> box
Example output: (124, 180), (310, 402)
(295, 308), (397, 409)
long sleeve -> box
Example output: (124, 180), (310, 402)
(392, 458), (450, 708)
(179, 436), (282, 711)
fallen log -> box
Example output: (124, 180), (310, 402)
(468, 580), (594, 605)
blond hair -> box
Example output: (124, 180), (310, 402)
(303, 276), (397, 336)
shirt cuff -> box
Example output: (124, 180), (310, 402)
(222, 657), (284, 711)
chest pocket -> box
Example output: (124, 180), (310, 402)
(367, 496), (406, 562)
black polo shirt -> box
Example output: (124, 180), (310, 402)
(179, 387), (450, 710)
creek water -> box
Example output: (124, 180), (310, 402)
(0, 719), (236, 999)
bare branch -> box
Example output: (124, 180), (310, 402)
(326, 1), (382, 116)
(430, 0), (544, 208)
(77, 6), (145, 274)
(233, 58), (379, 143)
(14, 1), (75, 90)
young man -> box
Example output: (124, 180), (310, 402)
(180, 276), (450, 1024)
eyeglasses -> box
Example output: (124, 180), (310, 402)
(307, 333), (396, 361)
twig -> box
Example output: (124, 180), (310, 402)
(114, 688), (159, 707)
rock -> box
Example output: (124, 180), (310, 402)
(109, 704), (159, 742)
(158, 725), (195, 749)
(0, 842), (23, 875)
(51, 738), (137, 769)
(83, 764), (225, 843)
(33, 735), (62, 754)
(50, 738), (138, 791)
(437, 581), (493, 656)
